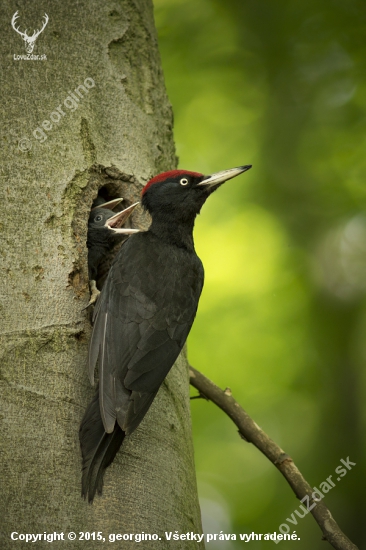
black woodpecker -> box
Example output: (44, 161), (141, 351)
(86, 201), (139, 306)
(80, 165), (252, 501)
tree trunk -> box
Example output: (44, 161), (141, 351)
(0, 1), (203, 547)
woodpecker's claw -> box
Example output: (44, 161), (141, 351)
(83, 280), (100, 310)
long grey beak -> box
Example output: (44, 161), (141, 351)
(92, 197), (124, 210)
(105, 202), (140, 234)
(198, 165), (252, 187)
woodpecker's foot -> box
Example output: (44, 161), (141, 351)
(83, 280), (100, 310)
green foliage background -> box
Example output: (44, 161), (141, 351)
(154, 0), (366, 547)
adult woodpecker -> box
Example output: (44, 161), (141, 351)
(80, 165), (252, 501)
(86, 200), (139, 306)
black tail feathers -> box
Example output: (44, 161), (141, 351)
(79, 389), (125, 503)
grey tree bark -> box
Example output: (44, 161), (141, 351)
(0, 1), (203, 548)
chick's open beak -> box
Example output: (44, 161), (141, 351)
(105, 202), (140, 234)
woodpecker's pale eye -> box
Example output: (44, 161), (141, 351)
(180, 177), (189, 186)
(95, 214), (103, 222)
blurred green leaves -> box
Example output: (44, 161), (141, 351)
(154, 0), (366, 546)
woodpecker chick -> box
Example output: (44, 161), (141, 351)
(86, 202), (139, 307)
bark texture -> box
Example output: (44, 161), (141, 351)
(0, 1), (203, 547)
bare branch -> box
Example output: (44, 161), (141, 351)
(189, 366), (358, 550)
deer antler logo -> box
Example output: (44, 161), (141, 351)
(11, 11), (49, 53)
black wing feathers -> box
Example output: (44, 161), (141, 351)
(79, 389), (125, 503)
(89, 231), (204, 435)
